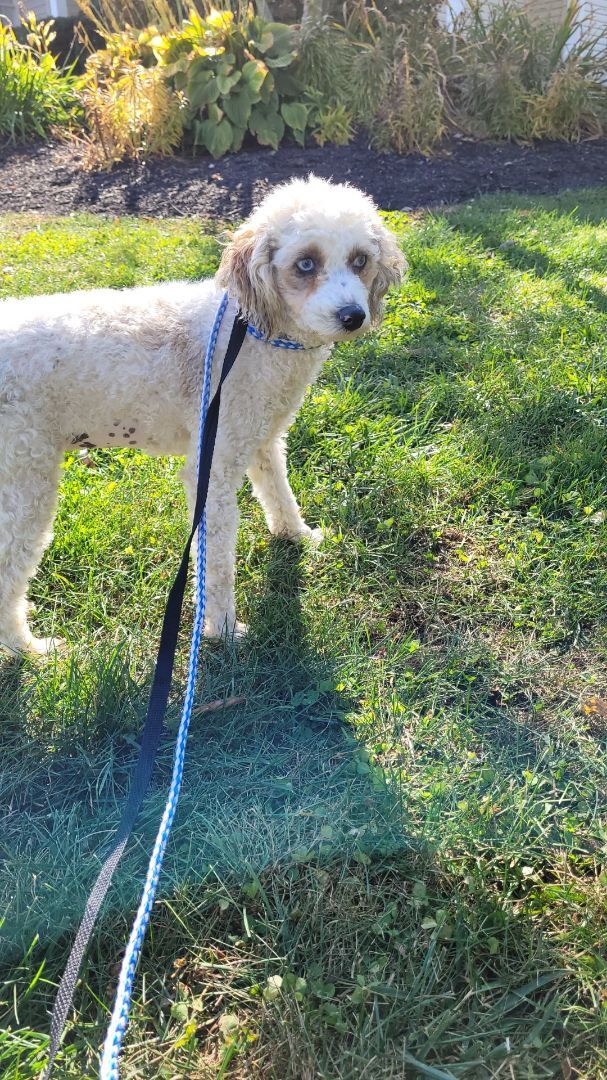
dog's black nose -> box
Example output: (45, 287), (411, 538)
(337, 304), (366, 332)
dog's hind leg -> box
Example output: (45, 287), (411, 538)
(248, 437), (322, 544)
(0, 437), (63, 657)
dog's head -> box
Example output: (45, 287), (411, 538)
(217, 176), (406, 347)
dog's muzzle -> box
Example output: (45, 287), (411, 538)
(337, 304), (366, 332)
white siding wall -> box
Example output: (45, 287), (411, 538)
(525, 0), (607, 30)
(585, 0), (607, 31)
(52, 0), (80, 15)
(442, 0), (607, 34)
(524, 0), (567, 22)
(0, 0), (79, 21)
(29, 0), (54, 17)
(0, 0), (18, 23)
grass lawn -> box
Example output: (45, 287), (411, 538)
(1, 189), (607, 1079)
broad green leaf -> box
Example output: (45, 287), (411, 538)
(241, 59), (268, 95)
(230, 125), (246, 152)
(249, 104), (284, 148)
(207, 102), (223, 124)
(196, 117), (234, 158)
(254, 29), (274, 53)
(281, 101), (308, 131)
(264, 23), (296, 53)
(216, 70), (241, 95)
(223, 91), (252, 128)
(259, 81), (278, 108)
(187, 72), (221, 109)
(265, 52), (297, 68)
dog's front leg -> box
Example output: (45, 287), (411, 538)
(181, 458), (246, 640)
(0, 444), (64, 656)
(247, 436), (322, 545)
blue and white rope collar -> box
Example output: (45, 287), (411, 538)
(246, 323), (305, 350)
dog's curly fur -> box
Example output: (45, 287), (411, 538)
(0, 176), (405, 655)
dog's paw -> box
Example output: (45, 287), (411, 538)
(306, 526), (325, 549)
(280, 523), (324, 548)
(204, 619), (248, 642)
(25, 635), (65, 658)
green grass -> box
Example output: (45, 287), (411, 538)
(1, 190), (607, 1078)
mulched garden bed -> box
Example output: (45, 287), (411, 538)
(1, 135), (606, 219)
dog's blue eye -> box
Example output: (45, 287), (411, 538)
(353, 254), (367, 270)
(296, 257), (316, 274)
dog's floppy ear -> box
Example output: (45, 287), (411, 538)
(369, 222), (407, 325)
(217, 224), (283, 338)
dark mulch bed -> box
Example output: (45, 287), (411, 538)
(1, 135), (606, 219)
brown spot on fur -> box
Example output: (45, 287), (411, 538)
(281, 267), (319, 298)
(280, 247), (325, 299)
(368, 227), (407, 325)
(348, 250), (373, 279)
(296, 245), (323, 269)
(216, 226), (283, 338)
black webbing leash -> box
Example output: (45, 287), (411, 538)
(42, 312), (248, 1079)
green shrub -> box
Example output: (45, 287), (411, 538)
(348, 0), (607, 153)
(447, 0), (607, 142)
(293, 7), (392, 136)
(161, 8), (308, 154)
(531, 60), (605, 140)
(331, 2), (449, 153)
(0, 14), (80, 141)
(79, 31), (185, 168)
(373, 42), (447, 153)
(79, 7), (309, 159)
(327, 0), (441, 24)
(304, 90), (354, 145)
(347, 39), (392, 126)
(294, 15), (353, 105)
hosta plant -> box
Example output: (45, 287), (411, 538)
(159, 8), (309, 156)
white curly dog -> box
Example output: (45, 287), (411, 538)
(0, 176), (405, 656)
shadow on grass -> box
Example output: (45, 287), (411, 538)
(1, 535), (593, 1077)
(0, 539), (413, 1066)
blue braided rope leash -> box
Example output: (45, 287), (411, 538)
(98, 304), (309, 1077)
(99, 291), (228, 1078)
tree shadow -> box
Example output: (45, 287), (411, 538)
(451, 205), (607, 316)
